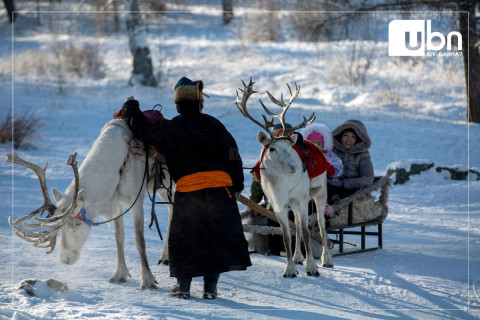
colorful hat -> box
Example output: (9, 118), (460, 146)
(307, 132), (324, 144)
(174, 77), (206, 104)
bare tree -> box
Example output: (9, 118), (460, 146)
(222, 0), (234, 25)
(0, 111), (43, 149)
(3, 0), (15, 23)
(125, 0), (157, 87)
(310, 0), (480, 123)
(458, 1), (480, 123)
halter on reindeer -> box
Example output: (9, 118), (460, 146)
(235, 78), (333, 278)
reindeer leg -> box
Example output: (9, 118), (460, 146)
(314, 197), (334, 268)
(293, 205), (319, 277)
(110, 215), (131, 283)
(291, 209), (305, 265)
(277, 210), (298, 278)
(132, 204), (157, 289)
(301, 218), (319, 276)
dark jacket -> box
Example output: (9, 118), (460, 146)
(332, 119), (374, 190)
(127, 106), (251, 278)
(129, 110), (244, 193)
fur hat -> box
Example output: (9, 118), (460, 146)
(299, 123), (334, 151)
(174, 77), (205, 104)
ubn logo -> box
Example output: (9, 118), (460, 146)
(388, 20), (462, 56)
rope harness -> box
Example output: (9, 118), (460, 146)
(145, 150), (174, 241)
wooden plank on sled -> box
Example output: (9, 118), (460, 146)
(237, 194), (332, 248)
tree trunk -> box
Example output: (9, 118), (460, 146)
(126, 0), (157, 87)
(222, 0), (233, 25)
(459, 1), (480, 123)
(3, 0), (15, 23)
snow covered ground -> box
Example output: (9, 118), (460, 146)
(0, 2), (479, 319)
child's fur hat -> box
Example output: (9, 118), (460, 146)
(299, 123), (334, 151)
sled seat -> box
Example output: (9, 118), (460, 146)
(324, 175), (391, 256)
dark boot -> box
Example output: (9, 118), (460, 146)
(203, 273), (220, 300)
(171, 277), (191, 299)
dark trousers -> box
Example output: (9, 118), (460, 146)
(328, 183), (358, 203)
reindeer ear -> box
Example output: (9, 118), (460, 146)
(257, 131), (271, 146)
(290, 133), (298, 144)
(51, 188), (64, 203)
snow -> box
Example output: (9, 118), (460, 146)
(1, 2), (479, 319)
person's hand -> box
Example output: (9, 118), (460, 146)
(122, 98), (141, 118)
(246, 206), (260, 216)
(328, 178), (344, 187)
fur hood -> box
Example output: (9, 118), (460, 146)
(332, 119), (371, 154)
(298, 123), (334, 151)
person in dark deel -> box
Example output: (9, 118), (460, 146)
(123, 77), (251, 300)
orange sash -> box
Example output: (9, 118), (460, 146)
(176, 171), (233, 192)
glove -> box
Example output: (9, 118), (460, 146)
(122, 98), (141, 118)
(328, 178), (344, 187)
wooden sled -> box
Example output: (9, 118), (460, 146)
(238, 175), (392, 257)
(322, 175), (392, 256)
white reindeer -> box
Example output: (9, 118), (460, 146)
(235, 79), (333, 278)
(7, 117), (174, 290)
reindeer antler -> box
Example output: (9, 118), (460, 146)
(260, 82), (315, 137)
(235, 78), (315, 138)
(235, 78), (275, 136)
(6, 153), (57, 217)
(65, 152), (79, 216)
(6, 152), (79, 254)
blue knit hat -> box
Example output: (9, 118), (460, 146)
(174, 77), (205, 104)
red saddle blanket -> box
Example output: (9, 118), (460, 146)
(113, 107), (165, 123)
(252, 140), (331, 184)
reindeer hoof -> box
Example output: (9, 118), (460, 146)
(109, 277), (127, 284)
(139, 282), (157, 290)
(307, 271), (320, 277)
(322, 263), (334, 268)
(282, 270), (298, 278)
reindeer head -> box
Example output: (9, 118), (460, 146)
(51, 184), (91, 265)
(7, 152), (91, 264)
(235, 78), (315, 175)
(257, 131), (301, 175)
